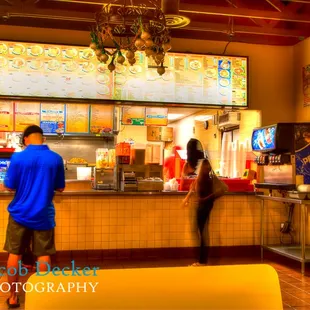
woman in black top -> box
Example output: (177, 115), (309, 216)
(180, 139), (205, 190)
(183, 158), (215, 266)
(195, 159), (214, 265)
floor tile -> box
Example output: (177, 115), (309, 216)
(0, 255), (309, 309)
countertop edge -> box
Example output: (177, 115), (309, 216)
(0, 191), (258, 196)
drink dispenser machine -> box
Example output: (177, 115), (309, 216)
(251, 123), (310, 193)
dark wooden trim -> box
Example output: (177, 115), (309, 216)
(0, 246), (261, 264)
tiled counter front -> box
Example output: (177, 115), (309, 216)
(0, 192), (288, 251)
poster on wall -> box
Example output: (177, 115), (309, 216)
(145, 107), (168, 126)
(0, 101), (13, 131)
(295, 124), (310, 184)
(121, 106), (145, 125)
(302, 65), (310, 107)
(40, 103), (65, 134)
(65, 104), (89, 134)
(14, 102), (40, 131)
(90, 104), (114, 134)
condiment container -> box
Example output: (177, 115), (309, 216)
(96, 148), (109, 168)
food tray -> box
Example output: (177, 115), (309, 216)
(288, 191), (310, 200)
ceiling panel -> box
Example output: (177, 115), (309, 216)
(1, 0), (310, 46)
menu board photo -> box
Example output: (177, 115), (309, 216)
(0, 41), (248, 107)
(40, 103), (65, 134)
(14, 101), (40, 131)
(145, 108), (168, 126)
(121, 107), (145, 125)
(90, 104), (114, 134)
(65, 103), (89, 133)
(0, 101), (13, 131)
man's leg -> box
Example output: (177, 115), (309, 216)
(36, 256), (51, 272)
(7, 254), (22, 305)
(33, 228), (55, 273)
(3, 216), (30, 306)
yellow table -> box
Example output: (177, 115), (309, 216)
(25, 264), (283, 310)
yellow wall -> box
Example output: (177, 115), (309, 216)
(294, 38), (310, 122)
(1, 25), (296, 126)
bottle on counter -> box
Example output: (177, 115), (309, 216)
(108, 149), (116, 168)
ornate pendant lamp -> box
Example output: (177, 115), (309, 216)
(90, 0), (172, 76)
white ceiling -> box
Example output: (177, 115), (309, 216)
(167, 107), (218, 123)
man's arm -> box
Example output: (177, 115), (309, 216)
(4, 155), (19, 191)
(55, 157), (65, 192)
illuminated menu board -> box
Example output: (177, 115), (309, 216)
(0, 41), (248, 107)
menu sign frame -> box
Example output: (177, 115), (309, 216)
(145, 107), (168, 126)
(121, 106), (145, 126)
(0, 101), (14, 132)
(65, 103), (90, 134)
(40, 103), (66, 134)
(14, 101), (40, 132)
(90, 104), (114, 134)
(0, 40), (249, 108)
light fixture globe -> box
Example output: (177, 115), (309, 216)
(90, 0), (172, 74)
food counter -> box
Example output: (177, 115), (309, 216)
(0, 190), (286, 260)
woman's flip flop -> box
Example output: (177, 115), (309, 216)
(6, 297), (20, 309)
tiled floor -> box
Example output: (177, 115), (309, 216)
(1, 255), (310, 309)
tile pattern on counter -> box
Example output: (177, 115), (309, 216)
(0, 195), (289, 251)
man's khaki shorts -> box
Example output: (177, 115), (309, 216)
(3, 215), (56, 257)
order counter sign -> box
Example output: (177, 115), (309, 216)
(145, 108), (168, 126)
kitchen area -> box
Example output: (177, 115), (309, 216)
(0, 38), (309, 271)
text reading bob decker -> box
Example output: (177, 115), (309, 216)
(0, 260), (100, 293)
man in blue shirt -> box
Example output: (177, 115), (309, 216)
(4, 125), (65, 308)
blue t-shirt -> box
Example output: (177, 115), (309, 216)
(4, 145), (65, 230)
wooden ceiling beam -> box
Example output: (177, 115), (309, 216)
(0, 4), (94, 21)
(265, 0), (304, 27)
(226, 0), (274, 29)
(186, 21), (309, 38)
(281, 0), (310, 3)
(178, 3), (310, 23)
(0, 0), (14, 5)
(42, 0), (310, 23)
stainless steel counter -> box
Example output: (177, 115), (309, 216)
(65, 179), (91, 183)
(257, 194), (310, 275)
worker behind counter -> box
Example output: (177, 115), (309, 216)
(163, 145), (182, 182)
